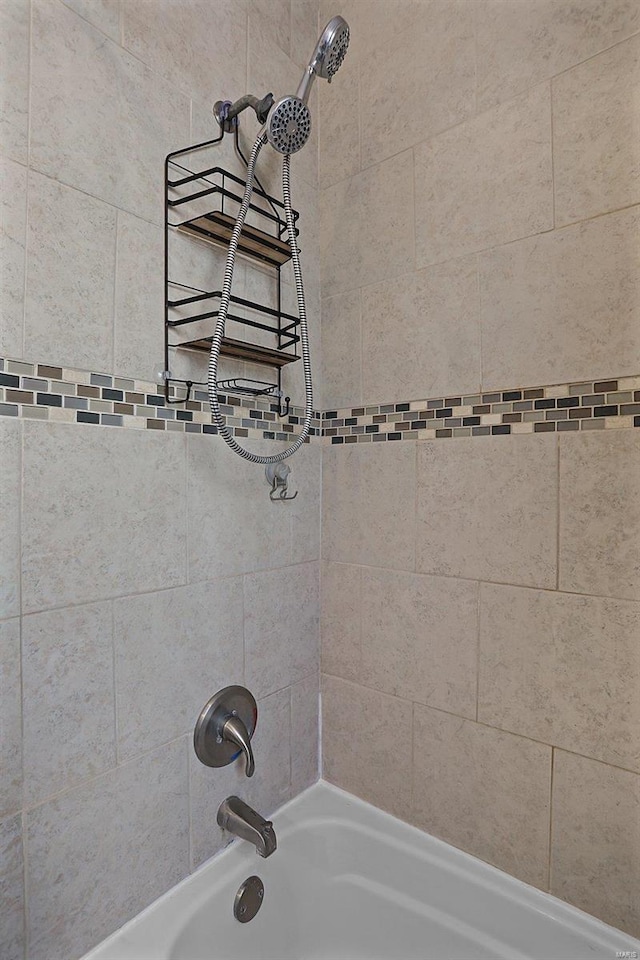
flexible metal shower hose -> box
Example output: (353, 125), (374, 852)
(207, 133), (314, 463)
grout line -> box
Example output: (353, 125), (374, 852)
(549, 78), (556, 231)
(111, 599), (119, 765)
(475, 581), (481, 723)
(547, 747), (555, 891)
(555, 434), (561, 590)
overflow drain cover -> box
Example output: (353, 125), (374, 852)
(234, 875), (264, 923)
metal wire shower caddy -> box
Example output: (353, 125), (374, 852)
(164, 125), (302, 412)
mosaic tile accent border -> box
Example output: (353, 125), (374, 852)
(0, 357), (321, 442)
(323, 376), (640, 444)
(1, 358), (638, 445)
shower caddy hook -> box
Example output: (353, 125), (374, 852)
(265, 462), (297, 501)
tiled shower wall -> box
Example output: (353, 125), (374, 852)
(0, 2), (321, 959)
(319, 0), (640, 939)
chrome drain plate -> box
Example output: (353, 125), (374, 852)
(234, 875), (264, 923)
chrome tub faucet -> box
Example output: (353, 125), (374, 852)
(217, 796), (277, 858)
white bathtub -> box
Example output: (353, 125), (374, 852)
(84, 781), (639, 960)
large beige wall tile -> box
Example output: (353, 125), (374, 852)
(479, 584), (640, 771)
(22, 422), (187, 612)
(249, 0), (291, 58)
(291, 0), (320, 69)
(361, 256), (481, 405)
(25, 172), (116, 372)
(25, 739), (189, 960)
(360, 1), (475, 167)
(0, 813), (24, 960)
(30, 0), (190, 224)
(291, 673), (319, 792)
(415, 85), (552, 268)
(0, 419), (20, 620)
(0, 620), (21, 819)
(479, 206), (640, 387)
(321, 562), (361, 682)
(476, 0), (640, 110)
(0, 157), (26, 358)
(551, 751), (640, 937)
(321, 288), (362, 410)
(187, 436), (291, 581)
(22, 602), (115, 806)
(62, 0), (121, 39)
(559, 431), (640, 601)
(122, 0), (246, 107)
(361, 569), (478, 719)
(322, 441), (416, 570)
(245, 562), (319, 699)
(0, 0), (29, 164)
(321, 150), (414, 298)
(114, 211), (164, 381)
(417, 435), (557, 588)
(322, 674), (413, 820)
(320, 0), (425, 60)
(554, 35), (640, 227)
(290, 441), (322, 564)
(413, 706), (551, 888)
(114, 578), (244, 761)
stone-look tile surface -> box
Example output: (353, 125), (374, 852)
(62, 0), (121, 39)
(26, 739), (189, 960)
(361, 256), (481, 405)
(190, 687), (292, 869)
(560, 431), (640, 601)
(417, 435), (557, 588)
(0, 0), (29, 164)
(319, 43), (360, 188)
(0, 813), (24, 960)
(123, 0), (246, 105)
(321, 288), (362, 410)
(245, 562), (320, 699)
(476, 0), (640, 110)
(323, 441), (416, 570)
(1, 157), (27, 359)
(25, 171), (116, 372)
(360, 1), (475, 166)
(22, 422), (187, 612)
(553, 35), (640, 226)
(319, 0), (424, 61)
(290, 442), (322, 565)
(114, 211), (164, 381)
(322, 675), (413, 821)
(321, 150), (414, 298)
(114, 578), (244, 761)
(0, 620), (21, 819)
(30, 0), (190, 224)
(22, 602), (116, 806)
(479, 206), (640, 387)
(321, 562), (361, 682)
(479, 585), (640, 772)
(414, 84), (552, 269)
(291, 673), (319, 793)
(249, 0), (291, 59)
(413, 706), (552, 889)
(291, 0), (319, 68)
(361, 569), (478, 719)
(0, 419), (20, 620)
(551, 751), (640, 937)
(187, 437), (292, 582)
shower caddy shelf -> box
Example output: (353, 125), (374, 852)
(164, 125), (301, 409)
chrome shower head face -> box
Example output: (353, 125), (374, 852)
(265, 96), (312, 154)
(313, 15), (350, 80)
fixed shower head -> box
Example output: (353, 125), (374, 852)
(264, 15), (350, 154)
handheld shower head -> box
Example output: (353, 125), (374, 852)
(264, 15), (350, 154)
(297, 15), (350, 104)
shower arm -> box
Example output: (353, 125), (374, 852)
(213, 93), (275, 132)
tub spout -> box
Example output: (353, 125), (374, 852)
(217, 796), (277, 858)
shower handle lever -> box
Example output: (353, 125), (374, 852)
(221, 715), (255, 777)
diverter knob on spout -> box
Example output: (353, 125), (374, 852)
(194, 686), (258, 778)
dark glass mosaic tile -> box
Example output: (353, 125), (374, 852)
(388, 432), (402, 440)
(6, 390), (33, 404)
(569, 407), (592, 419)
(445, 397), (462, 406)
(436, 429), (452, 438)
(77, 411), (99, 424)
(463, 416), (480, 426)
(557, 396), (579, 408)
(491, 424), (511, 435)
(411, 420), (427, 429)
(395, 402), (410, 412)
(0, 403), (18, 417)
(0, 373), (20, 387)
(524, 389), (544, 399)
(324, 410), (338, 419)
(235, 428), (249, 437)
(434, 408), (453, 419)
(558, 421), (579, 432)
(534, 398), (555, 409)
(185, 423), (201, 433)
(345, 417), (357, 425)
(114, 403), (135, 416)
(202, 424), (218, 434)
(473, 404), (490, 414)
(635, 416), (640, 427)
(372, 433), (386, 441)
(482, 392), (500, 403)
(502, 391), (521, 401)
(427, 399), (443, 409)
(534, 422), (555, 432)
(351, 407), (365, 416)
(37, 392), (62, 407)
(621, 403), (640, 416)
(102, 388), (123, 401)
(345, 435), (358, 443)
(593, 405), (617, 417)
(365, 424), (379, 433)
(146, 394), (166, 407)
(502, 413), (521, 424)
(37, 365), (63, 379)
(90, 374), (112, 387)
(176, 410), (193, 421)
(64, 396), (88, 410)
(380, 403), (395, 413)
(146, 419), (165, 429)
(594, 380), (618, 392)
(373, 414), (386, 423)
(101, 414), (122, 427)
(126, 392), (145, 404)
